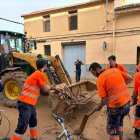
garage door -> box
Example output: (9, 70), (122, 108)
(63, 43), (86, 79)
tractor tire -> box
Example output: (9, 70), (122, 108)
(1, 71), (27, 107)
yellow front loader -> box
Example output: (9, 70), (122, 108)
(0, 30), (97, 119)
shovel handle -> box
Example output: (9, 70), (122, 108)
(88, 109), (97, 116)
(88, 104), (100, 116)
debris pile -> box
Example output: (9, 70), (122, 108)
(48, 81), (97, 120)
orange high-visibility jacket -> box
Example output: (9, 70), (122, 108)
(106, 64), (127, 73)
(133, 72), (140, 129)
(134, 71), (140, 105)
(96, 69), (130, 108)
(18, 70), (46, 106)
(135, 63), (140, 72)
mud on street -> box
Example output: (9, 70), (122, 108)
(0, 88), (136, 140)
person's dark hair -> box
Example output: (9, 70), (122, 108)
(108, 55), (116, 61)
(37, 54), (43, 59)
(89, 62), (102, 71)
(36, 59), (46, 70)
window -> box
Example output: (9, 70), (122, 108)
(43, 15), (50, 32)
(44, 45), (51, 56)
(69, 10), (78, 30)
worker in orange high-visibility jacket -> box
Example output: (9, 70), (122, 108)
(135, 63), (140, 73)
(132, 70), (140, 138)
(11, 59), (56, 140)
(107, 55), (127, 73)
(89, 62), (132, 140)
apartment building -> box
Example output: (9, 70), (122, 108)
(22, 0), (140, 78)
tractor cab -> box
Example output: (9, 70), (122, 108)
(0, 30), (37, 54)
(0, 31), (37, 73)
(0, 31), (25, 54)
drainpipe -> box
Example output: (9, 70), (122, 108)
(106, 0), (109, 22)
(113, 12), (116, 55)
(105, 0), (109, 65)
(106, 0), (116, 55)
(106, 48), (108, 67)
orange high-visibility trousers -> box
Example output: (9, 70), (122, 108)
(30, 127), (37, 139)
(110, 135), (120, 140)
(134, 119), (140, 129)
(11, 133), (22, 140)
(119, 126), (123, 140)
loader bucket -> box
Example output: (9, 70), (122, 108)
(68, 80), (97, 94)
(47, 81), (97, 119)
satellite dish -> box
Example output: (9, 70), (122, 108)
(103, 41), (107, 51)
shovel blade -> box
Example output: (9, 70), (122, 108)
(77, 109), (97, 134)
(78, 115), (89, 134)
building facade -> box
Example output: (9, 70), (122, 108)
(22, 0), (140, 78)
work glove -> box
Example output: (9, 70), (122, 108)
(95, 105), (102, 111)
(131, 100), (137, 107)
(50, 85), (60, 94)
(131, 96), (137, 106)
(50, 84), (56, 90)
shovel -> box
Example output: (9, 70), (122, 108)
(77, 108), (97, 134)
